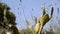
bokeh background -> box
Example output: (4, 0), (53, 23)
(0, 0), (60, 34)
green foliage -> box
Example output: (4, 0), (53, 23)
(6, 11), (16, 25)
(0, 2), (10, 10)
(0, 2), (18, 34)
(0, 2), (10, 22)
(10, 26), (19, 34)
(0, 2), (16, 25)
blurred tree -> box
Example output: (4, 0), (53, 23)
(0, 3), (10, 23)
(6, 11), (16, 25)
(0, 2), (19, 34)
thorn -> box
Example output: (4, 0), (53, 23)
(57, 8), (59, 14)
(18, 8), (19, 10)
(32, 8), (34, 11)
(55, 3), (57, 5)
(20, 0), (22, 3)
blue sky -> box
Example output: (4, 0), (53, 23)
(0, 0), (60, 30)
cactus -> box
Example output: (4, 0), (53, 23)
(33, 5), (54, 34)
(38, 6), (54, 34)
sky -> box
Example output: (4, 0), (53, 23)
(0, 0), (60, 31)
